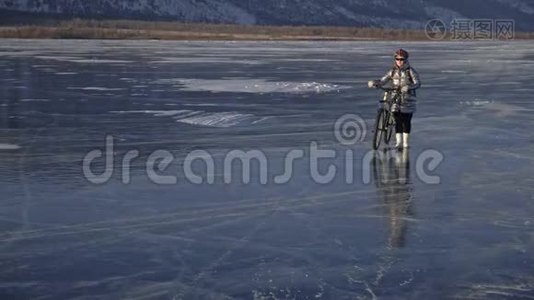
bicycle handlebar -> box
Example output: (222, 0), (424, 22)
(377, 86), (401, 92)
(367, 80), (401, 93)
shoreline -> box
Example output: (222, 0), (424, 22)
(0, 26), (384, 41)
(1, 19), (532, 41)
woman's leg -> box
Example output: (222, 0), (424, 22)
(393, 112), (403, 147)
(403, 113), (413, 133)
(393, 112), (403, 133)
(402, 113), (413, 148)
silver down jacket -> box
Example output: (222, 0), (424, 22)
(379, 62), (421, 113)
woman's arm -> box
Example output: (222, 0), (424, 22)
(408, 67), (421, 90)
(379, 69), (393, 86)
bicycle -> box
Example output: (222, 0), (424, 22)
(368, 81), (404, 150)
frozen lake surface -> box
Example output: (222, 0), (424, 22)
(1, 39), (534, 299)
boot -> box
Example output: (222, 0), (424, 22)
(403, 133), (410, 149)
(394, 133), (402, 148)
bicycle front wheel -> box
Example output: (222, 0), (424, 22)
(373, 109), (386, 150)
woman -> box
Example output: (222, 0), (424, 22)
(374, 49), (421, 149)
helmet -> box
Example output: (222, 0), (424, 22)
(394, 48), (409, 59)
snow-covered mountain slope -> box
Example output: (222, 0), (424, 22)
(1, 0), (533, 31)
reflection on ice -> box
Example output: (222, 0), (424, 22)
(371, 150), (413, 249)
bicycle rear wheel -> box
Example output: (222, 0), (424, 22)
(373, 109), (386, 150)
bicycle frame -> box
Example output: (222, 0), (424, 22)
(371, 84), (405, 150)
(379, 87), (404, 113)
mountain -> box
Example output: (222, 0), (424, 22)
(1, 0), (533, 31)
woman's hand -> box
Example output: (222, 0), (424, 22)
(368, 80), (381, 88)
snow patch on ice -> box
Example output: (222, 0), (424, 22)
(20, 99), (49, 102)
(252, 116), (276, 124)
(183, 103), (219, 107)
(461, 100), (529, 117)
(460, 100), (493, 106)
(485, 102), (529, 117)
(111, 109), (205, 118)
(152, 57), (262, 65)
(69, 87), (125, 91)
(69, 59), (132, 64)
(441, 70), (467, 74)
(35, 56), (79, 61)
(46, 58), (132, 64)
(275, 58), (337, 62)
(176, 111), (255, 128)
(109, 109), (265, 127)
(157, 78), (349, 94)
(0, 144), (21, 150)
